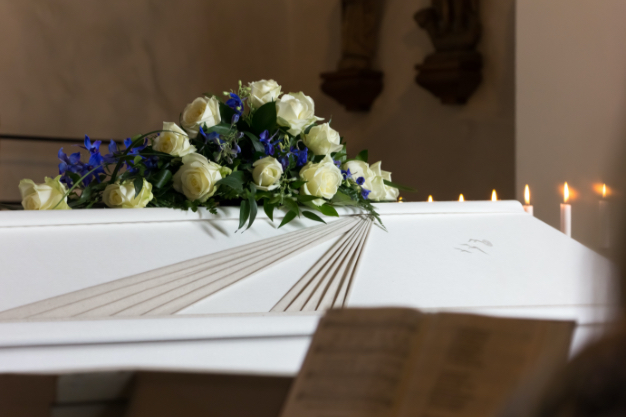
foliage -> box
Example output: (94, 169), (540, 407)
(40, 80), (414, 229)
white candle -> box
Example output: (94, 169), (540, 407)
(599, 184), (610, 248)
(560, 182), (571, 237)
(523, 184), (533, 215)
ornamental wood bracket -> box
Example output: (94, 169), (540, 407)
(415, 0), (483, 105)
(321, 0), (384, 112)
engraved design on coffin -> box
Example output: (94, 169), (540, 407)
(0, 216), (372, 321)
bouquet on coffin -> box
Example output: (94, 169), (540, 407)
(18, 80), (412, 229)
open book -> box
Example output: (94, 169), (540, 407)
(280, 308), (574, 417)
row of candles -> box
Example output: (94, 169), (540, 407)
(418, 183), (610, 244)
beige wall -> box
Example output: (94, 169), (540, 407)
(516, 0), (626, 251)
(0, 0), (515, 203)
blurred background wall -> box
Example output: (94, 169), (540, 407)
(516, 0), (626, 250)
(4, 0), (625, 253)
(0, 0), (516, 204)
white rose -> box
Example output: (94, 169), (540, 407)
(19, 176), (70, 210)
(276, 92), (323, 136)
(153, 122), (196, 157)
(252, 156), (283, 191)
(369, 161), (399, 201)
(342, 160), (375, 190)
(103, 179), (154, 208)
(249, 79), (281, 109)
(303, 123), (343, 156)
(299, 155), (343, 205)
(181, 96), (221, 137)
(173, 153), (226, 202)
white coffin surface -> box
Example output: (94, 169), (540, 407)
(0, 201), (618, 375)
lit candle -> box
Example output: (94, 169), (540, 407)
(523, 184), (533, 215)
(459, 194), (464, 202)
(491, 190), (497, 201)
(428, 195), (433, 202)
(599, 184), (610, 248)
(398, 197), (404, 203)
(560, 182), (571, 237)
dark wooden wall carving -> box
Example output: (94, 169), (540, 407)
(415, 0), (482, 105)
(321, 0), (384, 112)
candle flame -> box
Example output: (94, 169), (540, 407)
(398, 196), (403, 203)
(593, 183), (610, 197)
(524, 184), (530, 205)
(491, 190), (497, 201)
(564, 182), (569, 203)
(459, 194), (464, 202)
(428, 195), (433, 202)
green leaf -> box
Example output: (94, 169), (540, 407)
(206, 123), (233, 135)
(304, 123), (317, 135)
(264, 203), (276, 222)
(68, 186), (93, 208)
(217, 171), (245, 193)
(290, 180), (306, 189)
(278, 210), (297, 228)
(246, 196), (258, 230)
(355, 149), (368, 163)
(219, 102), (236, 125)
(133, 155), (143, 165)
(251, 101), (277, 134)
(318, 204), (339, 217)
(332, 150), (347, 162)
(331, 191), (358, 206)
(383, 179), (416, 192)
(283, 198), (300, 216)
(238, 200), (250, 230)
(133, 177), (143, 198)
(67, 172), (81, 185)
(296, 194), (320, 203)
(303, 211), (326, 224)
(244, 132), (265, 153)
(153, 169), (173, 189)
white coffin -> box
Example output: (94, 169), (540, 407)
(0, 202), (618, 375)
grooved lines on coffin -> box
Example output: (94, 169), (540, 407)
(272, 217), (372, 312)
(0, 217), (360, 320)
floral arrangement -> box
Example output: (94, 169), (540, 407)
(18, 80), (410, 229)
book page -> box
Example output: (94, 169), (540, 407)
(280, 308), (426, 417)
(396, 313), (574, 417)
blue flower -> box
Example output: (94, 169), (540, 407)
(361, 188), (371, 199)
(232, 141), (241, 156)
(83, 153), (105, 184)
(122, 137), (148, 173)
(289, 146), (308, 167)
(226, 93), (245, 124)
(198, 126), (207, 141)
(58, 148), (84, 186)
(356, 176), (365, 186)
(296, 147), (308, 167)
(279, 156), (289, 170)
(126, 152), (158, 174)
(124, 137), (147, 155)
(82, 136), (102, 156)
(103, 140), (120, 164)
(341, 168), (352, 180)
(333, 160), (341, 169)
(259, 130), (275, 156)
